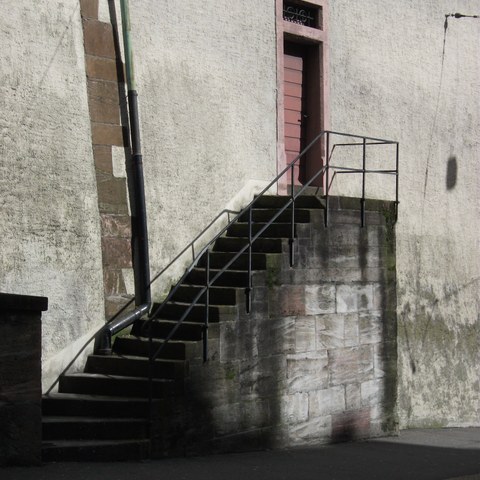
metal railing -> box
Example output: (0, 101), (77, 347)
(142, 129), (399, 415)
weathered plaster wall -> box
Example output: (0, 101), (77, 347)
(99, 0), (278, 297)
(0, 1), (105, 391)
(329, 0), (480, 427)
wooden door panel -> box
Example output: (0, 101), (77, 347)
(284, 95), (302, 111)
(284, 51), (304, 185)
(284, 109), (302, 124)
(284, 82), (302, 98)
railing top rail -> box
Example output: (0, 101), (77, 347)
(149, 208), (239, 287)
(326, 130), (398, 144)
(146, 129), (398, 321)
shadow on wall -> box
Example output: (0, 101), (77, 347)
(446, 155), (457, 190)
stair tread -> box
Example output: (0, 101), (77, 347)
(43, 392), (153, 402)
(162, 301), (237, 309)
(43, 439), (149, 447)
(121, 334), (199, 344)
(62, 372), (175, 383)
(88, 353), (185, 363)
(43, 416), (146, 424)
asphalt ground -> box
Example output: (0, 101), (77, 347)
(3, 428), (480, 480)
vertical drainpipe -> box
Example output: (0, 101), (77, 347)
(120, 0), (151, 306)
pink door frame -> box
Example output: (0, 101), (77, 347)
(276, 0), (330, 192)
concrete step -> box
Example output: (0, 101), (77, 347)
(213, 237), (283, 253)
(227, 222), (295, 238)
(238, 208), (311, 223)
(42, 439), (149, 462)
(85, 354), (186, 379)
(43, 416), (148, 441)
(197, 251), (267, 270)
(151, 302), (236, 323)
(170, 285), (237, 305)
(59, 373), (181, 398)
(253, 195), (324, 209)
(185, 268), (249, 287)
(132, 319), (204, 342)
(113, 335), (195, 360)
(42, 393), (162, 418)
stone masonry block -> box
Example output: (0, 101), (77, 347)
(295, 266), (384, 284)
(361, 379), (384, 407)
(336, 284), (374, 313)
(295, 316), (316, 353)
(268, 285), (305, 317)
(316, 314), (345, 349)
(328, 210), (384, 226)
(286, 353), (329, 392)
(329, 345), (374, 386)
(305, 284), (336, 314)
(80, 0), (98, 19)
(212, 402), (241, 437)
(83, 19), (116, 58)
(309, 386), (345, 417)
(88, 88), (121, 125)
(100, 213), (131, 238)
(359, 312), (383, 345)
(257, 316), (295, 357)
(220, 320), (258, 363)
(86, 55), (120, 82)
(212, 399), (270, 437)
(288, 415), (332, 445)
(239, 356), (287, 397)
(332, 408), (371, 442)
(92, 123), (125, 146)
(101, 237), (132, 267)
(188, 361), (240, 406)
(93, 145), (113, 173)
(96, 174), (128, 213)
(372, 283), (384, 311)
(281, 392), (309, 425)
(103, 268), (127, 296)
(240, 397), (271, 431)
(344, 313), (360, 347)
(345, 383), (362, 410)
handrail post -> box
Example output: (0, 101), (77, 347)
(203, 248), (210, 362)
(245, 206), (252, 314)
(324, 132), (330, 227)
(361, 137), (366, 227)
(395, 142), (399, 221)
(289, 164), (295, 266)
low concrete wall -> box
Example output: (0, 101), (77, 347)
(0, 293), (47, 466)
(153, 199), (397, 455)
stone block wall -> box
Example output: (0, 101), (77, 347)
(0, 293), (47, 466)
(154, 199), (397, 455)
(80, 0), (134, 319)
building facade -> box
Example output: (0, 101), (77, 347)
(0, 0), (478, 442)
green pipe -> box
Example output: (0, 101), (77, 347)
(119, 0), (151, 307)
(120, 0), (135, 91)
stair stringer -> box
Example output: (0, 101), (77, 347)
(150, 199), (398, 457)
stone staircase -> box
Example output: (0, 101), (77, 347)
(41, 195), (325, 461)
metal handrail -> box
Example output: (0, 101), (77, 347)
(144, 129), (399, 380)
(94, 207), (240, 354)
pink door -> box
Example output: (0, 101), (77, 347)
(284, 51), (304, 186)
